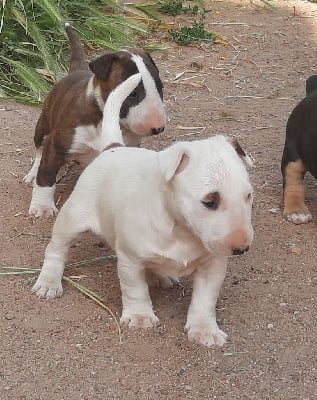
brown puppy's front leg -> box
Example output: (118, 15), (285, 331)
(29, 132), (66, 218)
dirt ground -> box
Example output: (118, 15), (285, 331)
(1, 1), (316, 399)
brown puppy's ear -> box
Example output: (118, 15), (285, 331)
(230, 139), (254, 168)
(89, 53), (120, 80)
(143, 51), (159, 73)
(133, 48), (160, 74)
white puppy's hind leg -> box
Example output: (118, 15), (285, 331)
(185, 257), (228, 347)
(118, 253), (159, 329)
(32, 201), (87, 299)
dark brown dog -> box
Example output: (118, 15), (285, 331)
(281, 75), (317, 224)
(24, 23), (166, 217)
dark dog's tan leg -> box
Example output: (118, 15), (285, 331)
(283, 159), (312, 224)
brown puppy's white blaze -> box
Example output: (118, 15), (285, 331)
(283, 159), (312, 224)
(88, 51), (165, 138)
(120, 53), (166, 136)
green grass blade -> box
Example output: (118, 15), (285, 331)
(63, 276), (123, 344)
(32, 0), (63, 24)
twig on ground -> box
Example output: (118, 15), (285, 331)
(1, 255), (122, 343)
(223, 350), (247, 356)
(225, 95), (296, 101)
(9, 232), (48, 241)
(177, 126), (206, 130)
(209, 22), (250, 27)
(63, 276), (122, 344)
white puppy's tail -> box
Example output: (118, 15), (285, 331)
(101, 73), (142, 150)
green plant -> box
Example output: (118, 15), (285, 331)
(157, 0), (204, 16)
(169, 11), (216, 45)
(0, 0), (148, 105)
(158, 0), (185, 16)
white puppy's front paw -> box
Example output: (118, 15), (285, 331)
(32, 274), (63, 299)
(120, 312), (159, 330)
(29, 202), (58, 218)
(185, 321), (228, 347)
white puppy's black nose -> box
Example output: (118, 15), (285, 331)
(232, 246), (249, 256)
(151, 126), (165, 135)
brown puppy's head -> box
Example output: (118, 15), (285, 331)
(89, 50), (165, 137)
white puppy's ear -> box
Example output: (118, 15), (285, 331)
(229, 138), (254, 168)
(158, 142), (190, 182)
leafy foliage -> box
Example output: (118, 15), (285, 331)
(169, 9), (216, 45)
(169, 20), (216, 44)
(157, 0), (206, 16)
(158, 0), (186, 16)
(0, 0), (148, 105)
(0, 0), (210, 104)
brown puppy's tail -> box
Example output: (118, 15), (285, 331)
(65, 23), (87, 73)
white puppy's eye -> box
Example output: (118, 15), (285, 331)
(201, 191), (220, 210)
(247, 192), (253, 201)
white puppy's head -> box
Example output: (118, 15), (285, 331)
(158, 136), (254, 256)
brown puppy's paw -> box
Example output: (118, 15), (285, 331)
(29, 203), (58, 218)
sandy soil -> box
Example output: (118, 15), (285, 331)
(1, 1), (316, 399)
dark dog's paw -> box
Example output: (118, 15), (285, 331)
(284, 210), (312, 225)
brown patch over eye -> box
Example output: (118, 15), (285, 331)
(201, 191), (220, 210)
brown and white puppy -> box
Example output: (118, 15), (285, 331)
(281, 75), (317, 224)
(24, 23), (165, 218)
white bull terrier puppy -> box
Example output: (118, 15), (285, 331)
(32, 74), (254, 347)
